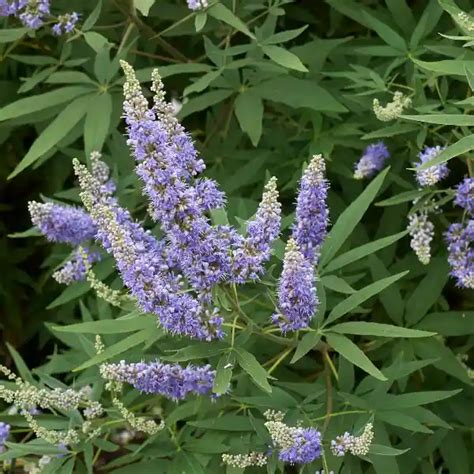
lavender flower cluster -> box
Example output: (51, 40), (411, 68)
(0, 0), (78, 33)
(0, 422), (10, 453)
(446, 177), (474, 289)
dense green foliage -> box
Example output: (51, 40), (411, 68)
(1, 0), (474, 472)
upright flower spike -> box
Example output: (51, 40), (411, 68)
(446, 221), (474, 289)
(272, 239), (317, 333)
(353, 142), (390, 180)
(100, 360), (216, 401)
(74, 157), (222, 340)
(292, 154), (329, 265)
(121, 62), (233, 292)
(454, 177), (474, 216)
(28, 201), (96, 246)
(232, 177), (281, 282)
(414, 146), (449, 187)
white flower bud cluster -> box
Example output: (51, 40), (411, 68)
(373, 91), (411, 121)
(222, 452), (268, 468)
(79, 247), (124, 307)
(331, 423), (374, 457)
(408, 210), (434, 265)
(263, 410), (295, 451)
(456, 354), (474, 379)
(0, 364), (103, 446)
(23, 455), (52, 474)
(457, 12), (474, 32)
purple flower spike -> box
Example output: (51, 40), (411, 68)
(454, 177), (474, 216)
(446, 220), (474, 289)
(100, 360), (216, 401)
(232, 177), (281, 282)
(292, 154), (329, 265)
(28, 201), (96, 246)
(415, 146), (448, 187)
(0, 422), (10, 453)
(272, 239), (317, 333)
(353, 142), (390, 180)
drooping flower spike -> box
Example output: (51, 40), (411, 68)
(414, 146), (448, 187)
(100, 360), (216, 401)
(292, 154), (329, 265)
(353, 142), (390, 180)
(272, 239), (317, 333)
(28, 201), (96, 246)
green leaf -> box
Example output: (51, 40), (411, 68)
(179, 89), (233, 119)
(207, 3), (255, 38)
(372, 390), (462, 410)
(9, 94), (92, 179)
(261, 45), (308, 72)
(323, 231), (407, 273)
(52, 313), (156, 334)
(369, 444), (410, 456)
(84, 92), (112, 156)
(234, 90), (263, 146)
(321, 275), (355, 294)
(405, 257), (450, 325)
(329, 322), (434, 338)
(74, 329), (151, 371)
(234, 347), (272, 393)
(0, 86), (92, 121)
(402, 114), (474, 126)
(412, 57), (474, 76)
(326, 333), (387, 380)
(324, 271), (408, 326)
(184, 70), (222, 96)
(47, 281), (90, 309)
(135, 63), (212, 81)
(362, 123), (418, 139)
(376, 190), (428, 207)
(82, 0), (102, 30)
(134, 0), (155, 15)
(414, 134), (474, 170)
(362, 11), (406, 50)
(188, 415), (254, 431)
(195, 12), (207, 32)
(320, 167), (389, 267)
(162, 344), (224, 362)
(6, 342), (34, 383)
(264, 26), (308, 44)
(253, 76), (347, 113)
(0, 28), (28, 43)
(377, 411), (432, 433)
(213, 353), (234, 394)
(84, 31), (110, 52)
(290, 332), (321, 364)
(417, 311), (474, 335)
(46, 71), (96, 85)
